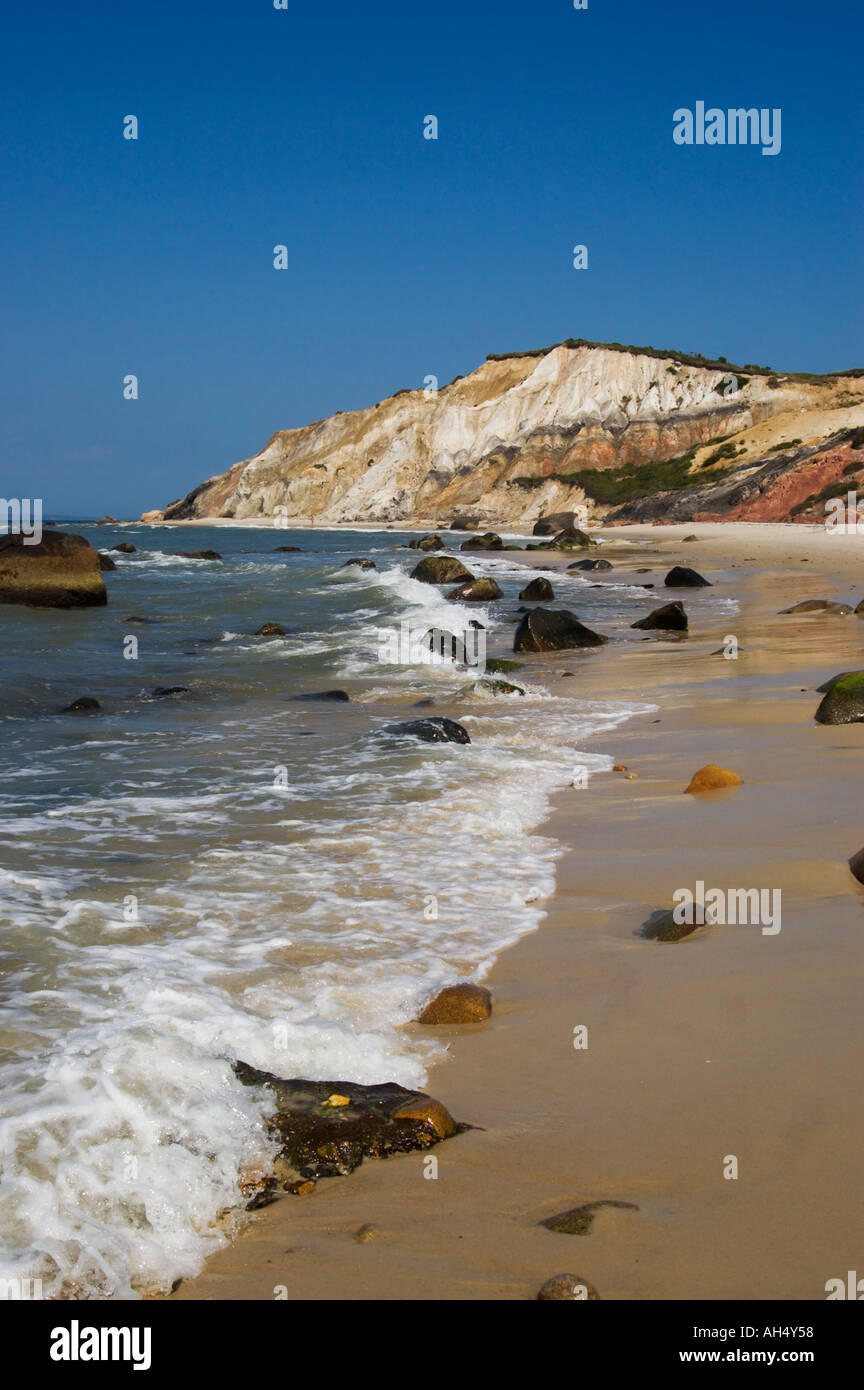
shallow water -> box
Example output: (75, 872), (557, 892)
(0, 524), (734, 1297)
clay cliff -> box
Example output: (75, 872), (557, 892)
(146, 341), (863, 527)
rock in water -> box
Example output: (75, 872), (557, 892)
(664, 565), (711, 587)
(641, 906), (708, 942)
(292, 690), (351, 702)
(0, 531), (107, 608)
(255, 622), (286, 636)
(151, 686), (190, 699)
(779, 599), (852, 615)
(233, 1063), (461, 1181)
(97, 552), (117, 571)
(111, 542), (136, 553)
(446, 577), (502, 601)
(409, 533), (446, 551)
(537, 1275), (600, 1301)
(514, 608), (607, 652)
(410, 555), (474, 584)
(418, 984), (492, 1023)
(460, 532), (503, 550)
(176, 549), (222, 560)
(60, 697), (101, 714)
(519, 577), (555, 601)
(342, 557), (376, 570)
(684, 765), (743, 793)
(815, 672), (864, 724)
(551, 526), (595, 549)
(383, 717), (471, 744)
(631, 601), (688, 631)
(274, 545), (302, 552)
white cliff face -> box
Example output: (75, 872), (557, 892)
(157, 345), (830, 525)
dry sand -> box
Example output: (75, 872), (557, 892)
(169, 523), (864, 1302)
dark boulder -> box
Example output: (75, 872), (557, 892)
(568, 557), (613, 571)
(292, 690), (351, 702)
(849, 849), (864, 884)
(0, 530), (107, 608)
(342, 557), (376, 570)
(532, 512), (577, 536)
(176, 549), (222, 560)
(631, 601), (688, 632)
(449, 515), (479, 530)
(551, 527), (595, 549)
(410, 555), (474, 584)
(151, 686), (190, 699)
(97, 552), (117, 571)
(460, 532), (503, 550)
(382, 717), (471, 744)
(664, 565), (711, 587)
(111, 542), (136, 554)
(519, 577), (554, 601)
(514, 608), (607, 652)
(60, 697), (101, 714)
(255, 622), (286, 636)
(274, 545), (301, 552)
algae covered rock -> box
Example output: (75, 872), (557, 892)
(815, 672), (864, 724)
(519, 576), (555, 601)
(446, 577), (502, 602)
(460, 532), (503, 550)
(0, 530), (107, 609)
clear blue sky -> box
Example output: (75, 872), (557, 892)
(1, 0), (861, 517)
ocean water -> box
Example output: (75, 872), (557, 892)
(0, 524), (732, 1298)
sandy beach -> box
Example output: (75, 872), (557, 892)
(163, 523), (864, 1302)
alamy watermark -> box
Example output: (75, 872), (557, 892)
(673, 881), (781, 935)
(1, 497), (42, 544)
(377, 621), (486, 676)
(825, 492), (864, 533)
(673, 103), (781, 157)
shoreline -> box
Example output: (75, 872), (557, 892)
(169, 523), (864, 1301)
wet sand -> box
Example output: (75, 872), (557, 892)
(170, 523), (864, 1301)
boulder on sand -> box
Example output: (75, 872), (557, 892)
(684, 765), (742, 793)
(537, 1275), (600, 1301)
(631, 601), (688, 632)
(514, 607), (607, 652)
(417, 983), (492, 1024)
(532, 512), (578, 536)
(551, 526), (595, 550)
(0, 530), (107, 608)
(410, 555), (474, 584)
(815, 672), (864, 725)
(779, 599), (852, 615)
(665, 565), (711, 587)
(849, 849), (864, 884)
(568, 557), (612, 571)
(446, 577), (502, 602)
(519, 577), (555, 601)
(460, 532), (503, 551)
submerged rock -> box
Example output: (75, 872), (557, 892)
(540, 1200), (639, 1235)
(779, 599), (852, 615)
(382, 717), (471, 744)
(485, 658), (524, 673)
(568, 557), (612, 571)
(537, 1275), (600, 1301)
(470, 677), (525, 696)
(234, 1062), (461, 1181)
(664, 565), (711, 587)
(60, 697), (101, 714)
(0, 531), (107, 609)
(460, 532), (503, 550)
(446, 577), (502, 602)
(151, 686), (190, 699)
(410, 555), (474, 584)
(684, 765), (742, 793)
(274, 545), (302, 552)
(519, 577), (555, 601)
(292, 690), (351, 702)
(176, 549), (222, 560)
(255, 622), (286, 636)
(631, 601), (688, 632)
(418, 983), (492, 1024)
(815, 672), (864, 724)
(514, 608), (607, 652)
(641, 906), (708, 942)
(342, 557), (376, 570)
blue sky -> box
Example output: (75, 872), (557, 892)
(1, 0), (861, 516)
